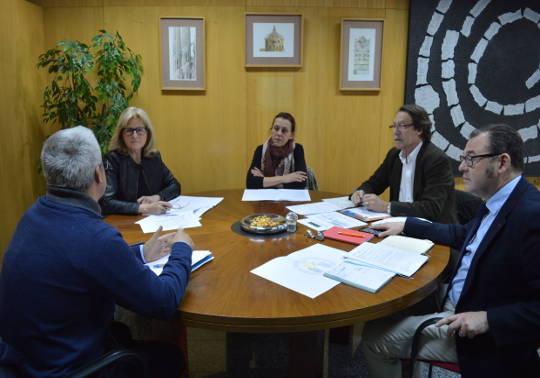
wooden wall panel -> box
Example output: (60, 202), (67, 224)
(39, 1), (410, 195)
(0, 0), (45, 256)
(1, 0), (411, 253)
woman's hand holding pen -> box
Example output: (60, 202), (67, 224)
(351, 190), (365, 206)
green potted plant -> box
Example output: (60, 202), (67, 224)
(37, 30), (143, 153)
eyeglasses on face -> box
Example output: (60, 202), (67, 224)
(123, 127), (147, 136)
(388, 123), (414, 131)
(459, 153), (500, 167)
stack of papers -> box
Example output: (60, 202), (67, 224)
(321, 196), (355, 210)
(346, 242), (429, 278)
(286, 201), (341, 216)
(298, 212), (367, 231)
(136, 195), (223, 233)
(242, 189), (311, 202)
(145, 250), (214, 276)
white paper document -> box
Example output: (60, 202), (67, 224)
(136, 211), (202, 233)
(321, 196), (355, 210)
(371, 217), (408, 226)
(298, 212), (367, 231)
(136, 195), (223, 233)
(341, 207), (390, 221)
(250, 244), (347, 298)
(169, 195), (223, 216)
(145, 250), (214, 275)
(286, 201), (341, 216)
(346, 242), (429, 278)
(371, 217), (431, 226)
(378, 235), (434, 255)
(242, 189), (311, 202)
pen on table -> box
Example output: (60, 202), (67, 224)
(338, 231), (365, 238)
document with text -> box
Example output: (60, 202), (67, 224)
(346, 242), (429, 278)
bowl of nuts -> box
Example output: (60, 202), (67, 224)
(240, 213), (287, 234)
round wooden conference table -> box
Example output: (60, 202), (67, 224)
(105, 189), (450, 375)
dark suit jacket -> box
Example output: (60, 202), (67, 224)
(405, 177), (540, 378)
(100, 150), (180, 215)
(357, 141), (456, 223)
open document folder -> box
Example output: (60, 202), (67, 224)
(346, 242), (429, 278)
(145, 250), (214, 276)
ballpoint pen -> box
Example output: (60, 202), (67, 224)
(338, 231), (365, 238)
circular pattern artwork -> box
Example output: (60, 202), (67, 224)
(405, 0), (540, 175)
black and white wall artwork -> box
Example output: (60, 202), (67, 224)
(405, 0), (540, 175)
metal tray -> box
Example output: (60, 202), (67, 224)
(240, 213), (287, 234)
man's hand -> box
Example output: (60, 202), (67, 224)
(351, 190), (365, 206)
(171, 228), (194, 249)
(371, 222), (405, 237)
(144, 227), (194, 263)
(137, 195), (160, 204)
(144, 227), (175, 262)
(362, 193), (389, 213)
(435, 311), (489, 339)
(139, 201), (173, 215)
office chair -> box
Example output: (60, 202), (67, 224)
(405, 316), (460, 378)
(455, 189), (483, 225)
(306, 167), (318, 190)
(0, 348), (144, 378)
(405, 318), (540, 377)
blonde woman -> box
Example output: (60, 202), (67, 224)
(100, 107), (180, 215)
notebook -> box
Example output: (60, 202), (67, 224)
(323, 226), (374, 245)
(324, 260), (395, 293)
(146, 250), (214, 276)
(378, 235), (434, 255)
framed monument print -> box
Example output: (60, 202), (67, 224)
(160, 17), (205, 90)
(340, 19), (384, 90)
(245, 14), (303, 67)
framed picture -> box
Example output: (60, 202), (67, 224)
(245, 14), (303, 67)
(340, 19), (384, 91)
(160, 17), (205, 90)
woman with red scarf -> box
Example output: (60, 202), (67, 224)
(246, 112), (307, 189)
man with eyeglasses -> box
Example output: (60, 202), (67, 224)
(350, 104), (456, 223)
(360, 124), (540, 378)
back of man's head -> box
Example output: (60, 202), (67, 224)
(470, 124), (524, 172)
(41, 126), (102, 192)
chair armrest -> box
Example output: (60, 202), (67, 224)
(68, 349), (144, 378)
(407, 317), (443, 377)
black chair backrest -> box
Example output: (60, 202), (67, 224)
(455, 190), (483, 225)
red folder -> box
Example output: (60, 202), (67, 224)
(323, 226), (374, 245)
